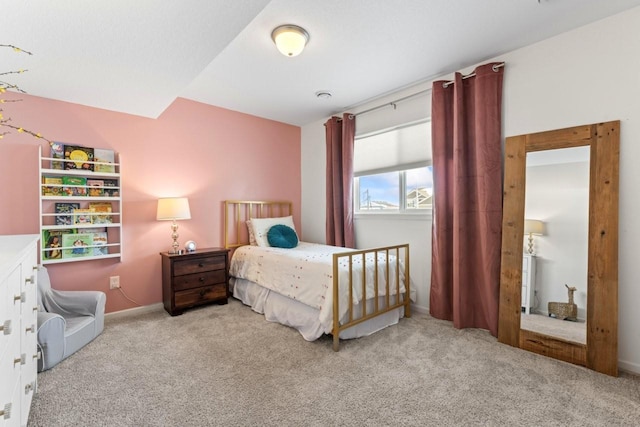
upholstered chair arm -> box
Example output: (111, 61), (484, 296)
(37, 312), (65, 372)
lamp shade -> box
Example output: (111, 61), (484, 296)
(524, 219), (545, 235)
(271, 25), (309, 57)
(156, 197), (191, 221)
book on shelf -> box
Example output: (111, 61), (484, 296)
(55, 202), (80, 225)
(73, 208), (95, 225)
(102, 179), (120, 197)
(85, 227), (109, 256)
(42, 228), (74, 260)
(62, 176), (87, 196)
(88, 202), (113, 224)
(93, 148), (115, 173)
(42, 176), (63, 196)
(62, 233), (93, 258)
(50, 142), (65, 170)
(86, 179), (105, 197)
(64, 145), (94, 172)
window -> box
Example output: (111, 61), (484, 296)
(354, 120), (432, 214)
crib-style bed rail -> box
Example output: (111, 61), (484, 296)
(332, 244), (411, 351)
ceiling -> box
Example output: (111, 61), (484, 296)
(4, 0), (640, 127)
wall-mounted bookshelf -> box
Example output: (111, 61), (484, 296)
(39, 145), (122, 264)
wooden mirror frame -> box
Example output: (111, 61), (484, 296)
(497, 121), (619, 377)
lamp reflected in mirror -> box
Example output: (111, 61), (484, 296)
(523, 219), (545, 254)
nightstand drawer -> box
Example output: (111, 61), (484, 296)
(174, 284), (227, 308)
(173, 256), (226, 276)
(173, 270), (226, 292)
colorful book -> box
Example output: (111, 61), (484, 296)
(73, 208), (95, 225)
(102, 179), (120, 197)
(88, 202), (113, 224)
(62, 176), (87, 197)
(50, 142), (65, 170)
(94, 148), (115, 173)
(85, 227), (109, 256)
(64, 145), (94, 171)
(86, 179), (105, 197)
(55, 202), (80, 226)
(42, 229), (74, 260)
(42, 176), (64, 196)
(62, 233), (93, 258)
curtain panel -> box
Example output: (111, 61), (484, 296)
(429, 63), (504, 336)
(325, 113), (355, 248)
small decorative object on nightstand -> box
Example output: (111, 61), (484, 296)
(160, 247), (230, 316)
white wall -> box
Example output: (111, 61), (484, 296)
(301, 6), (640, 373)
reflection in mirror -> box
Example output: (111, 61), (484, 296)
(519, 147), (590, 345)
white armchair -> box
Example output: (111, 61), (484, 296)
(36, 266), (106, 371)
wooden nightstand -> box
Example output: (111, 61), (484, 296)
(160, 247), (230, 316)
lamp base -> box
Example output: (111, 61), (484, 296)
(168, 249), (184, 255)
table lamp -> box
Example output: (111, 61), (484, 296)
(156, 197), (191, 254)
(524, 219), (545, 254)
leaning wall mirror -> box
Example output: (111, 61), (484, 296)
(497, 121), (619, 377)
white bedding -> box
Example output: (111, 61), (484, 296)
(229, 242), (410, 337)
(232, 277), (405, 341)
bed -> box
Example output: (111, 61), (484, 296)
(224, 200), (413, 351)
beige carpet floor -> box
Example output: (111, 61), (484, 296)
(521, 313), (586, 344)
(28, 299), (640, 426)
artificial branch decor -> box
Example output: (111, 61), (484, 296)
(0, 44), (51, 144)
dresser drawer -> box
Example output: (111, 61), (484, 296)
(173, 256), (226, 276)
(173, 270), (226, 292)
(174, 283), (227, 309)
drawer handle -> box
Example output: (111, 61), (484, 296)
(198, 263), (204, 268)
(0, 403), (11, 420)
(199, 289), (207, 297)
(25, 324), (36, 334)
(199, 277), (205, 282)
(14, 292), (26, 303)
(0, 320), (11, 335)
(25, 274), (35, 284)
(24, 381), (35, 394)
(14, 354), (26, 365)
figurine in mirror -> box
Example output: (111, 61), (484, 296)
(519, 146), (589, 345)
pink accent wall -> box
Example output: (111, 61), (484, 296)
(1, 93), (301, 313)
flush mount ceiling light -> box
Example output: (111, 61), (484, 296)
(315, 90), (332, 99)
(271, 24), (309, 57)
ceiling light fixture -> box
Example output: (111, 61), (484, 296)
(271, 24), (309, 57)
(315, 90), (332, 99)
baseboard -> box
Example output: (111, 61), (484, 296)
(410, 303), (429, 315)
(105, 303), (164, 321)
(619, 359), (640, 375)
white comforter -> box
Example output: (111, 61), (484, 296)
(229, 242), (406, 332)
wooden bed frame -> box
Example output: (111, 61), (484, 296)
(224, 200), (412, 351)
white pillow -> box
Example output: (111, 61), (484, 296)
(250, 216), (297, 247)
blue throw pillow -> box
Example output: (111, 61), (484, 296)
(267, 224), (298, 248)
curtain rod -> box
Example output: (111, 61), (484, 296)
(330, 62), (505, 122)
(442, 62), (504, 88)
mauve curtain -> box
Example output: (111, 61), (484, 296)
(430, 62), (504, 337)
(325, 113), (355, 248)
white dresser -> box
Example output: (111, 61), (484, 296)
(521, 254), (537, 315)
(0, 235), (39, 427)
